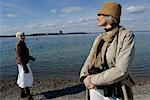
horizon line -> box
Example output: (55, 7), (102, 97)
(0, 30), (150, 37)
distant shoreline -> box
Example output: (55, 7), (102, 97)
(0, 31), (149, 38)
(0, 32), (92, 38)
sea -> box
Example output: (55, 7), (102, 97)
(0, 32), (150, 80)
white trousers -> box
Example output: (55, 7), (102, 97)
(17, 63), (33, 88)
(90, 89), (121, 100)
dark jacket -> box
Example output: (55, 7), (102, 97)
(16, 41), (30, 65)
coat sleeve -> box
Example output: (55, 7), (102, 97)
(80, 35), (101, 78)
(16, 45), (24, 65)
(90, 31), (135, 86)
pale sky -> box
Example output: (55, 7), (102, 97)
(0, 0), (150, 35)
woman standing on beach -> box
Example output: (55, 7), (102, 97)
(80, 2), (135, 100)
(15, 32), (35, 99)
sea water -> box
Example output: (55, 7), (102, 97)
(0, 32), (150, 79)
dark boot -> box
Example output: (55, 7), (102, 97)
(25, 87), (33, 100)
(20, 88), (27, 98)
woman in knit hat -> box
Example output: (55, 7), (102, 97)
(15, 32), (36, 100)
(80, 2), (135, 100)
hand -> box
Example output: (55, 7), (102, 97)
(83, 75), (95, 89)
(31, 57), (36, 61)
(23, 65), (29, 73)
(29, 56), (36, 61)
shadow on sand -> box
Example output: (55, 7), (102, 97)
(35, 84), (85, 99)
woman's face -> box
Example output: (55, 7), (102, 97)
(97, 14), (107, 26)
(18, 34), (25, 41)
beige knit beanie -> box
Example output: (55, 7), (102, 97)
(98, 2), (122, 19)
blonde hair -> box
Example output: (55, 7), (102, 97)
(106, 15), (120, 26)
(16, 32), (25, 38)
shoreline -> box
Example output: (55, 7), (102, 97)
(1, 75), (150, 100)
(1, 31), (150, 38)
(0, 32), (92, 38)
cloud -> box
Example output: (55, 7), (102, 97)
(62, 7), (82, 13)
(0, 25), (17, 33)
(6, 13), (18, 18)
(50, 9), (57, 13)
(0, 25), (8, 29)
(78, 18), (89, 23)
(78, 18), (96, 23)
(67, 20), (74, 24)
(61, 18), (96, 28)
(59, 14), (66, 17)
(25, 17), (96, 33)
(26, 23), (57, 29)
(0, 18), (6, 22)
(2, 3), (16, 8)
(121, 18), (136, 22)
(126, 6), (146, 14)
(145, 20), (150, 25)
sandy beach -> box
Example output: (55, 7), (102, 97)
(1, 75), (150, 100)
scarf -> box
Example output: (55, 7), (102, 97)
(90, 26), (124, 68)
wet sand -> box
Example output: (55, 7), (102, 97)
(0, 76), (150, 100)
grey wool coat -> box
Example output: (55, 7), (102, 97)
(80, 26), (135, 100)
